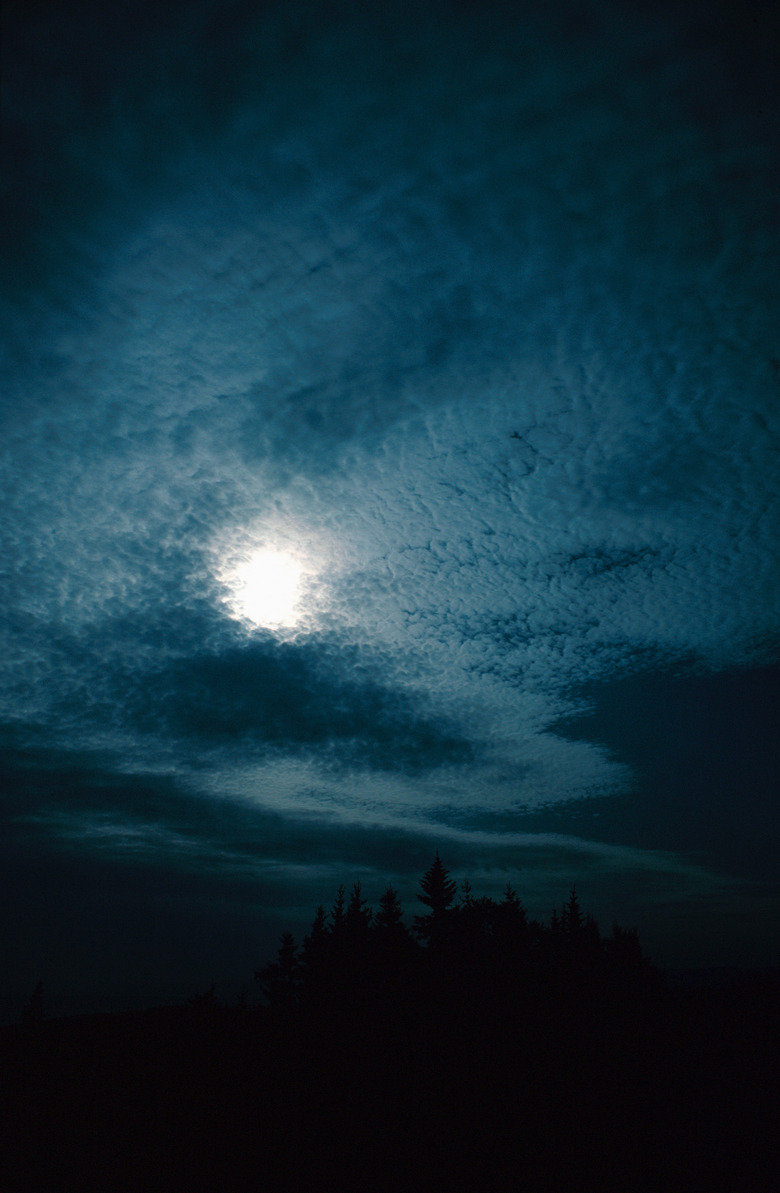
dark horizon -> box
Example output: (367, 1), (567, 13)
(6, 856), (778, 1190)
(4, 843), (778, 1026)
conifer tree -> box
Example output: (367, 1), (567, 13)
(606, 922), (646, 977)
(495, 882), (528, 951)
(345, 882), (372, 934)
(413, 852), (458, 947)
(300, 904), (329, 983)
(374, 885), (405, 934)
(344, 882), (373, 968)
(255, 931), (300, 1009)
(417, 852), (457, 915)
(561, 886), (584, 939)
(371, 885), (415, 993)
(329, 885), (347, 940)
(499, 882), (526, 921)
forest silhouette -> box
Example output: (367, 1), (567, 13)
(2, 855), (778, 1191)
(255, 853), (656, 1027)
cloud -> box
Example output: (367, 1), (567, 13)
(1, 725), (721, 905)
(1, 0), (778, 996)
(121, 636), (475, 772)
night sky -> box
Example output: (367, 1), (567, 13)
(2, 0), (778, 1019)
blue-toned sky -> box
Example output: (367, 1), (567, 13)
(2, 0), (778, 1017)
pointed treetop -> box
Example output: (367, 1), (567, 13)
(562, 886), (584, 935)
(330, 885), (346, 932)
(345, 882), (373, 934)
(301, 905), (328, 956)
(417, 852), (457, 915)
(375, 885), (405, 930)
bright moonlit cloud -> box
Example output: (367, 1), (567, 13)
(220, 548), (304, 630)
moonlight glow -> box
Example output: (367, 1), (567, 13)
(222, 548), (304, 629)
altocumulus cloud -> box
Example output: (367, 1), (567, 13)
(122, 636), (474, 772)
(1, 0), (779, 1011)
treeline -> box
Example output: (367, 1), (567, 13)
(255, 852), (657, 1021)
(4, 854), (778, 1190)
(240, 855), (776, 1187)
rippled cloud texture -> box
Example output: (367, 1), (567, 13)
(2, 0), (778, 1014)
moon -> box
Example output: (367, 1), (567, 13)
(222, 548), (304, 629)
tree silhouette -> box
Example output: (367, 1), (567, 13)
(344, 881), (372, 944)
(371, 885), (416, 1003)
(248, 854), (659, 1039)
(329, 884), (346, 937)
(497, 882), (527, 936)
(605, 921), (655, 990)
(561, 886), (584, 939)
(186, 981), (220, 1018)
(299, 904), (329, 984)
(459, 878), (474, 908)
(413, 852), (458, 949)
(374, 885), (405, 935)
(255, 931), (299, 1010)
(9, 851), (776, 1193)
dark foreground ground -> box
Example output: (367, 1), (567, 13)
(2, 973), (778, 1192)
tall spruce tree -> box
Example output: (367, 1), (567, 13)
(413, 852), (458, 948)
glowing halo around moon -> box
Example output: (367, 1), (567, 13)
(219, 547), (305, 630)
